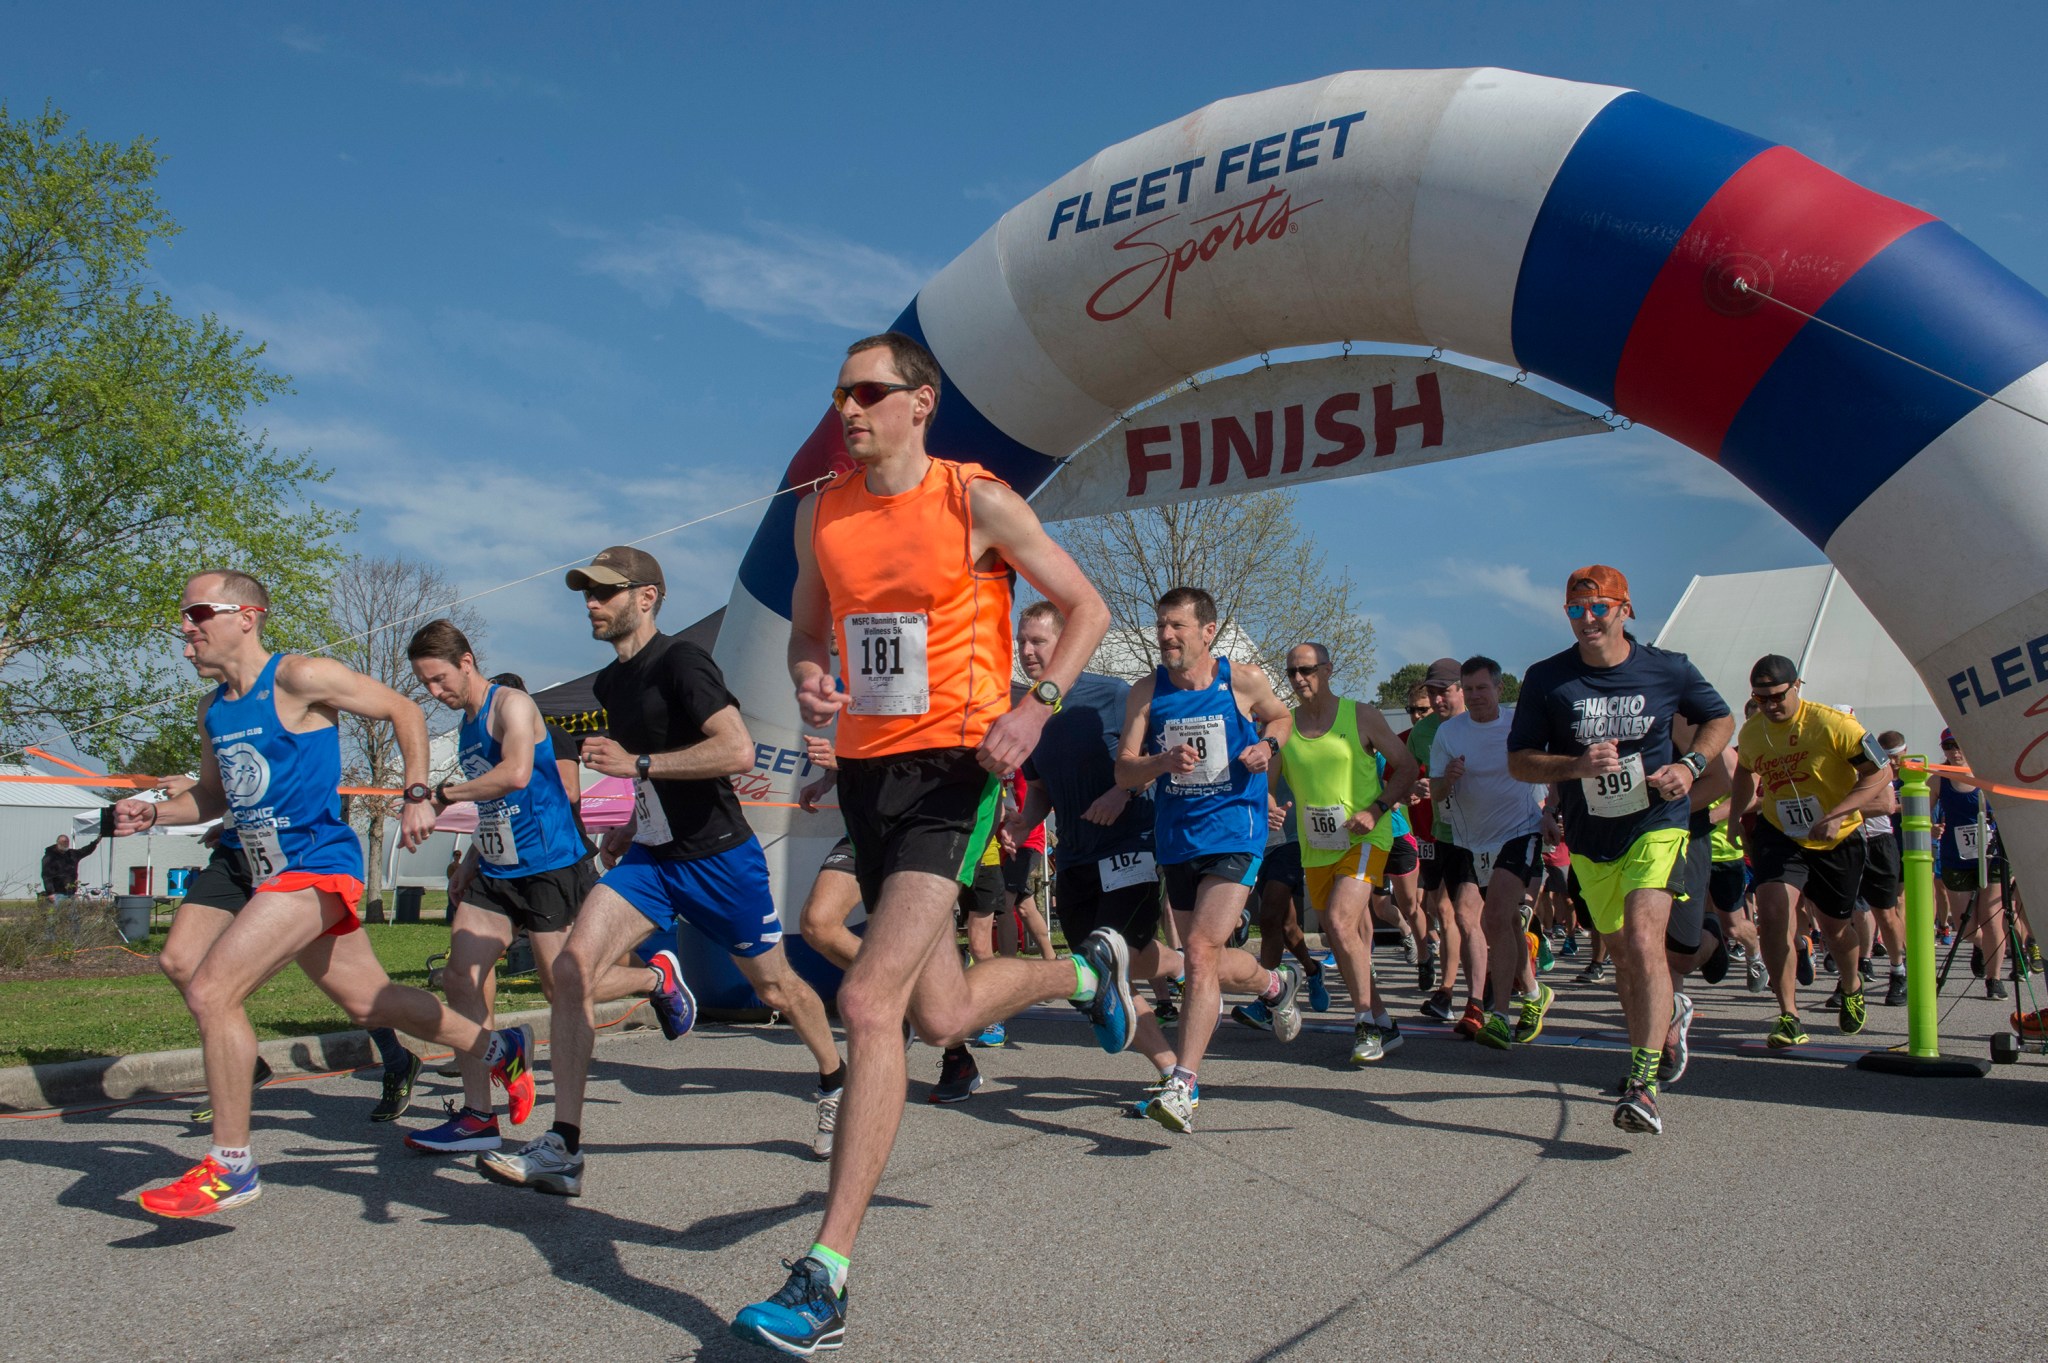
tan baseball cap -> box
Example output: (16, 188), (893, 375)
(565, 546), (665, 593)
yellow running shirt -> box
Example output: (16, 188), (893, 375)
(1736, 700), (1869, 850)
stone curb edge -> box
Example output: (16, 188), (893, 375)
(0, 999), (658, 1114)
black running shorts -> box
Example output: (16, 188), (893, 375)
(1384, 835), (1418, 879)
(1708, 859), (1749, 914)
(1747, 818), (1867, 920)
(465, 858), (596, 935)
(1162, 851), (1262, 915)
(1859, 831), (1902, 910)
(957, 860), (1006, 920)
(1001, 846), (1043, 899)
(1444, 832), (1542, 893)
(181, 844), (255, 914)
(1667, 829), (1713, 955)
(1056, 857), (1164, 952)
(836, 747), (1000, 910)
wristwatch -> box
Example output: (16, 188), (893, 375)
(1677, 751), (1707, 779)
(635, 753), (653, 780)
(1262, 736), (1282, 756)
(1028, 679), (1062, 712)
(403, 783), (432, 805)
(1369, 798), (1390, 817)
(432, 778), (453, 807)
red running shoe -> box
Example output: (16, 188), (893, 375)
(491, 1024), (536, 1125)
(138, 1156), (261, 1219)
(1454, 1000), (1487, 1039)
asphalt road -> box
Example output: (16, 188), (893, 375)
(3, 960), (2044, 1363)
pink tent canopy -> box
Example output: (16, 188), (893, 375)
(431, 777), (635, 833)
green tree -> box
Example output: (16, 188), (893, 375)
(0, 103), (350, 765)
(1051, 490), (1375, 689)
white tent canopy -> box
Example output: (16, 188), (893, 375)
(1654, 566), (1946, 754)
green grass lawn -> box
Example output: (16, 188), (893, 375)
(0, 922), (547, 1070)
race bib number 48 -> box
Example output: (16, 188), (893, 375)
(1162, 715), (1229, 787)
(1581, 752), (1649, 818)
(845, 613), (930, 716)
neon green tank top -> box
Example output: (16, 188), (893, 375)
(1279, 698), (1394, 868)
(1708, 795), (1741, 863)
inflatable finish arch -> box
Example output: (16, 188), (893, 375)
(717, 67), (2048, 914)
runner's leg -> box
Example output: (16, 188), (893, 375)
(445, 900), (517, 1114)
(547, 887), (656, 1131)
(732, 943), (842, 1074)
(1175, 880), (1272, 1076)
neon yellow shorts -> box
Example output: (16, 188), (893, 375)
(1305, 841), (1392, 907)
(1570, 827), (1690, 936)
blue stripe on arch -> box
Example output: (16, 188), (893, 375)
(1718, 220), (2048, 547)
(734, 298), (1062, 617)
(1511, 92), (1771, 409)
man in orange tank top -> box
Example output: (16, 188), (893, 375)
(732, 331), (1124, 1355)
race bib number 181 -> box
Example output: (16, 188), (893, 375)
(845, 613), (930, 716)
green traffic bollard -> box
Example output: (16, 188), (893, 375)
(1857, 757), (1988, 1077)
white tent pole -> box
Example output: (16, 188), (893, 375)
(1797, 567), (1839, 678)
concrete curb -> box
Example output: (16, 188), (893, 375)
(0, 999), (654, 1114)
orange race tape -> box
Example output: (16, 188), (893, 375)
(1900, 758), (2048, 803)
(0, 768), (838, 810)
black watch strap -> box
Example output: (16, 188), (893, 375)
(635, 753), (652, 779)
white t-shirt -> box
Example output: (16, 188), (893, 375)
(1430, 709), (1544, 852)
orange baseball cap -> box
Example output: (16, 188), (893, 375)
(1564, 565), (1629, 604)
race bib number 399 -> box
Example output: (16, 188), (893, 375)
(1162, 715), (1229, 787)
(1581, 752), (1649, 818)
(845, 613), (930, 716)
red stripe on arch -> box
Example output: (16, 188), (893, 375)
(1613, 147), (1934, 458)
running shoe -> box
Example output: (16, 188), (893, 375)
(137, 1155), (261, 1219)
(971, 1022), (1007, 1049)
(1231, 906), (1252, 948)
(478, 1130), (583, 1196)
(1939, 931), (1956, 947)
(1573, 960), (1610, 986)
(2029, 943), (2041, 972)
(406, 1103), (502, 1154)
(1613, 1080), (1663, 1135)
(1350, 1017), (1388, 1066)
(1987, 979), (2010, 1001)
(1727, 942), (1747, 963)
(1535, 935), (1555, 975)
(1454, 1000), (1486, 1039)
(1419, 990), (1455, 1022)
(1306, 967), (1331, 1014)
(491, 1024), (536, 1126)
(1557, 932), (1579, 959)
(1474, 1012), (1513, 1051)
(1417, 941), (1438, 993)
(2014, 1008), (2048, 1038)
(1838, 987), (1867, 1036)
(1883, 972), (1908, 1007)
(731, 1256), (847, 1356)
(1747, 952), (1768, 994)
(1231, 999), (1273, 1031)
(1143, 1075), (1199, 1133)
(1153, 997), (1179, 1024)
(813, 1087), (840, 1160)
(929, 1047), (981, 1104)
(1073, 928), (1136, 1053)
(647, 948), (698, 1041)
(1700, 928), (1730, 986)
(1821, 952), (1837, 977)
(1401, 935), (1418, 965)
(1269, 963), (1304, 1043)
(370, 1049), (422, 1123)
(1766, 1013), (1809, 1050)
(1796, 941), (1815, 986)
(1513, 983), (1555, 1045)
(1822, 985), (1844, 1012)
(1661, 993), (1695, 1086)
(1380, 1018), (1404, 1054)
(191, 1056), (274, 1125)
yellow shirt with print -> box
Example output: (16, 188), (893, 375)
(1736, 700), (1868, 851)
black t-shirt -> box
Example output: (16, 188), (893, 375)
(1507, 639), (1729, 863)
(1020, 672), (1153, 864)
(591, 633), (753, 862)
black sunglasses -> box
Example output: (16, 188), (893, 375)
(1285, 664), (1325, 677)
(832, 380), (916, 411)
(582, 581), (651, 602)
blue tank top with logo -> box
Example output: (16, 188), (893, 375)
(1935, 776), (2002, 869)
(203, 653), (362, 883)
(459, 684), (584, 879)
(1145, 656), (1266, 863)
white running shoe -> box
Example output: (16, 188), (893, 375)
(478, 1130), (584, 1197)
(1269, 963), (1304, 1043)
(813, 1088), (840, 1161)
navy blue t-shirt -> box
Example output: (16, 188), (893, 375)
(1507, 639), (1729, 863)
(1020, 672), (1153, 864)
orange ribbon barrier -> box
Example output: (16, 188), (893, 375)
(0, 768), (837, 810)
(1899, 758), (2048, 803)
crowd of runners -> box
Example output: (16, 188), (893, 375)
(103, 329), (2031, 1356)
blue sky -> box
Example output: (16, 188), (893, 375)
(8, 2), (2044, 707)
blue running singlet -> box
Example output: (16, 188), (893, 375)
(459, 684), (585, 879)
(1144, 656), (1266, 864)
(1935, 774), (2002, 870)
(202, 653), (362, 883)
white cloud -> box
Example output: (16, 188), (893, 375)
(400, 68), (566, 100)
(1428, 561), (1560, 616)
(279, 26), (328, 53)
(427, 308), (623, 387)
(579, 219), (927, 335)
(1885, 146), (2010, 177)
(184, 285), (385, 381)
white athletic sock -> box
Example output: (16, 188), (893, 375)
(210, 1144), (255, 1174)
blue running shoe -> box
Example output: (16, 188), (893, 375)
(732, 1256), (847, 1355)
(647, 949), (697, 1041)
(1230, 999), (1273, 1030)
(1306, 967), (1331, 1014)
(1074, 928), (1136, 1053)
(972, 1021), (1006, 1049)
